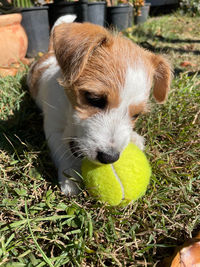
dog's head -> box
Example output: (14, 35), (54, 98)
(53, 22), (172, 163)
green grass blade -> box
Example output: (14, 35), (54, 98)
(25, 201), (54, 267)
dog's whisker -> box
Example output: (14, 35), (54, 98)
(64, 142), (86, 157)
(42, 100), (57, 110)
(52, 143), (66, 158)
(64, 149), (84, 161)
(60, 151), (82, 163)
(58, 148), (81, 162)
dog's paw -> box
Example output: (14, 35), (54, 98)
(131, 132), (145, 151)
(60, 178), (81, 196)
(59, 169), (82, 196)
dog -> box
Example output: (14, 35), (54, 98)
(27, 15), (172, 196)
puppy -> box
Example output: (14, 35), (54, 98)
(27, 15), (172, 196)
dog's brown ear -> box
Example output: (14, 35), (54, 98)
(53, 22), (112, 84)
(151, 54), (172, 103)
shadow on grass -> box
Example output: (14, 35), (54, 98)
(133, 28), (200, 44)
(138, 41), (200, 55)
(152, 35), (200, 44)
(149, 5), (179, 16)
(174, 68), (200, 77)
(134, 37), (200, 77)
(0, 75), (57, 185)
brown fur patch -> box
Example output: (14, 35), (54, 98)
(53, 22), (113, 84)
(129, 102), (148, 127)
(53, 23), (172, 119)
(150, 54), (172, 103)
(129, 102), (147, 117)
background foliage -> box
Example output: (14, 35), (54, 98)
(180, 0), (200, 16)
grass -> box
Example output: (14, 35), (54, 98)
(0, 12), (200, 266)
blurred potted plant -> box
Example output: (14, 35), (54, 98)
(180, 0), (200, 16)
(87, 0), (107, 26)
(0, 0), (28, 70)
(145, 0), (178, 7)
(0, 0), (50, 58)
(133, 0), (151, 24)
(106, 0), (133, 31)
(15, 0), (50, 57)
(47, 0), (88, 29)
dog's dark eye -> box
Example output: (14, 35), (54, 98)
(132, 113), (140, 120)
(84, 91), (107, 109)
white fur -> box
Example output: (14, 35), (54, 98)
(36, 56), (60, 110)
(39, 55), (59, 69)
(52, 14), (77, 31)
(35, 56), (82, 195)
(122, 66), (150, 106)
(73, 106), (132, 161)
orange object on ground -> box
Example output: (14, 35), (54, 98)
(0, 59), (34, 77)
(162, 233), (200, 267)
(0, 13), (28, 67)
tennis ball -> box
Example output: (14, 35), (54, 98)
(81, 143), (151, 206)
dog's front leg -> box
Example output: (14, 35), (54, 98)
(131, 131), (145, 151)
(44, 122), (82, 196)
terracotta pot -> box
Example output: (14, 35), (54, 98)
(0, 13), (28, 67)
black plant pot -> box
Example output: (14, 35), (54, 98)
(47, 0), (88, 29)
(134, 3), (151, 24)
(145, 0), (178, 6)
(21, 6), (49, 58)
(106, 4), (133, 31)
(88, 2), (106, 26)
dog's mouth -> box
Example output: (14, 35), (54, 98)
(69, 140), (84, 159)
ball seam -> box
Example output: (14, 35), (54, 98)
(111, 164), (124, 200)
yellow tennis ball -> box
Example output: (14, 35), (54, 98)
(81, 143), (151, 206)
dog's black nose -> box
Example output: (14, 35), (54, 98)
(97, 150), (120, 164)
